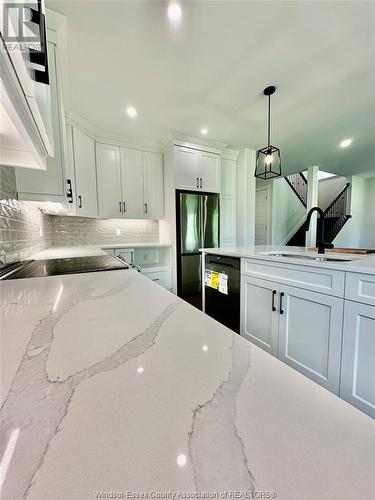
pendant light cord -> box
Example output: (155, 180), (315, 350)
(267, 94), (271, 147)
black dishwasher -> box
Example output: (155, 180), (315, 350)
(204, 254), (240, 333)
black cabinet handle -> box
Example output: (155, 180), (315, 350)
(200, 177), (202, 188)
(280, 292), (284, 314)
(196, 177), (199, 188)
(272, 290), (277, 311)
(144, 203), (148, 214)
(119, 201), (122, 212)
(78, 195), (82, 208)
(123, 202), (126, 213)
(66, 179), (73, 203)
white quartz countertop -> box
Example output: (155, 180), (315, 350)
(32, 243), (171, 260)
(200, 245), (375, 275)
(1, 267), (374, 500)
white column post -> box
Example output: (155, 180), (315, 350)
(305, 166), (319, 249)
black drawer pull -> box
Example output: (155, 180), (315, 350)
(272, 290), (276, 311)
(280, 292), (284, 314)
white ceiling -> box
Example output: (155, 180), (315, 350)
(48, 0), (375, 176)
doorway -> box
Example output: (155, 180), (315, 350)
(255, 186), (271, 245)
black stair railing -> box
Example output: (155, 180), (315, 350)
(285, 172), (308, 207)
(324, 183), (350, 218)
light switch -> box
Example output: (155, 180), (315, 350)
(115, 228), (121, 236)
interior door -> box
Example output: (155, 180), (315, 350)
(175, 146), (200, 190)
(255, 188), (269, 245)
(73, 128), (98, 216)
(96, 143), (122, 218)
(278, 285), (343, 394)
(121, 148), (144, 218)
(143, 151), (164, 218)
(241, 276), (279, 355)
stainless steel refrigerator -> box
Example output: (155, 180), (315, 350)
(176, 191), (220, 308)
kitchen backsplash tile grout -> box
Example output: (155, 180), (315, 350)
(0, 166), (159, 267)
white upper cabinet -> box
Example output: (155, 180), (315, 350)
(15, 42), (63, 198)
(72, 128), (98, 217)
(0, 1), (53, 169)
(220, 156), (237, 246)
(96, 143), (122, 218)
(174, 146), (220, 193)
(96, 144), (164, 220)
(121, 148), (144, 218)
(221, 158), (236, 196)
(175, 146), (200, 190)
(143, 151), (164, 218)
(200, 151), (220, 192)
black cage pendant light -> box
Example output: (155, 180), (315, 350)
(254, 85), (282, 179)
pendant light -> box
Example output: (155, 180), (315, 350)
(254, 85), (282, 179)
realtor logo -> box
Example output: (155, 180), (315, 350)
(2, 0), (49, 84)
(3, 1), (41, 42)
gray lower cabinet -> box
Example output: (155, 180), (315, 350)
(241, 277), (344, 395)
(340, 301), (375, 418)
(241, 276), (279, 356)
(278, 285), (344, 394)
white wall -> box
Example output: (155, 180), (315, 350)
(318, 175), (348, 211)
(257, 177), (306, 245)
(333, 176), (375, 248)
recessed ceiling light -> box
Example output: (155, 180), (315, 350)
(200, 127), (208, 136)
(167, 2), (182, 25)
(339, 138), (352, 148)
(126, 106), (137, 118)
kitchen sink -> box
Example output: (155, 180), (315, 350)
(263, 252), (353, 262)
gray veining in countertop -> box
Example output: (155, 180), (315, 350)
(1, 260), (374, 499)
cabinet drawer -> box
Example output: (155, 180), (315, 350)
(345, 272), (375, 306)
(143, 270), (172, 290)
(241, 259), (345, 297)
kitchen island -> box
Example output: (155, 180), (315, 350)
(1, 254), (374, 499)
(201, 245), (375, 417)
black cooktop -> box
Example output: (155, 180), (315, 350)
(0, 255), (129, 280)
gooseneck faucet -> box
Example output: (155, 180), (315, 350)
(304, 207), (333, 254)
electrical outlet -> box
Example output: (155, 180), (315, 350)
(115, 228), (121, 236)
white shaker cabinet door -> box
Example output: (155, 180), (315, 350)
(220, 196), (236, 246)
(175, 146), (200, 191)
(143, 152), (164, 218)
(241, 276), (279, 356)
(278, 285), (343, 394)
(200, 151), (220, 193)
(340, 301), (375, 418)
(221, 158), (236, 196)
(96, 143), (122, 218)
(121, 148), (144, 218)
(73, 128), (98, 217)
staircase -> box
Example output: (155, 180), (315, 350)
(284, 172), (308, 207)
(285, 177), (351, 247)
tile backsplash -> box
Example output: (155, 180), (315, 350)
(49, 216), (159, 246)
(1, 166), (160, 267)
(0, 166), (52, 267)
